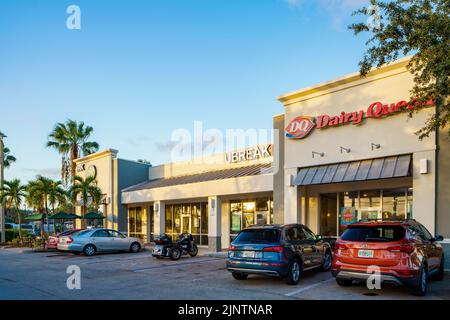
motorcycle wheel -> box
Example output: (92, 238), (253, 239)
(170, 247), (182, 261)
(189, 244), (199, 257)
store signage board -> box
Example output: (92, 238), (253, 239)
(226, 144), (272, 164)
(286, 99), (434, 139)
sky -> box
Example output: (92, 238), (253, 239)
(0, 0), (375, 183)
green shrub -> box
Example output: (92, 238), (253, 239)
(0, 229), (34, 243)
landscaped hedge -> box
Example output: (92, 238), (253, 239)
(0, 230), (34, 242)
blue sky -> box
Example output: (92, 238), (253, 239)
(0, 0), (373, 182)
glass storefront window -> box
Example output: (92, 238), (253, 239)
(165, 206), (173, 234)
(360, 190), (381, 220)
(230, 197), (273, 241)
(164, 202), (208, 246)
(243, 201), (255, 229)
(230, 201), (242, 234)
(407, 188), (413, 219)
(128, 207), (148, 242)
(382, 188), (407, 220)
(320, 188), (413, 237)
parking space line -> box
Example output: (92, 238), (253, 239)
(285, 278), (335, 297)
(133, 258), (222, 272)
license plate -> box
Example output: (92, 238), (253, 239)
(358, 249), (374, 258)
(241, 251), (255, 258)
(153, 245), (163, 254)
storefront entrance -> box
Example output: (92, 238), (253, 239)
(128, 207), (148, 242)
(319, 188), (413, 237)
(165, 202), (208, 246)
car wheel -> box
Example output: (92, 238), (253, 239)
(232, 272), (248, 280)
(83, 244), (96, 257)
(434, 255), (444, 281)
(285, 259), (302, 285)
(189, 244), (198, 257)
(412, 263), (428, 296)
(320, 251), (332, 271)
(170, 247), (182, 261)
(336, 278), (352, 287)
(130, 242), (141, 253)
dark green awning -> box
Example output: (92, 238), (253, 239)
(48, 212), (81, 220)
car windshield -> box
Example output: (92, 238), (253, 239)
(341, 226), (405, 242)
(234, 229), (280, 243)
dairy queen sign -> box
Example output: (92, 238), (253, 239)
(285, 99), (434, 139)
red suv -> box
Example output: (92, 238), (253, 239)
(332, 220), (444, 296)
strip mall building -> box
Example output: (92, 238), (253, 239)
(75, 57), (450, 256)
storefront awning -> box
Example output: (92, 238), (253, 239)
(293, 155), (411, 186)
(123, 163), (273, 192)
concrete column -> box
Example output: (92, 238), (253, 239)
(412, 151), (436, 235)
(153, 201), (165, 236)
(208, 196), (222, 252)
(284, 168), (302, 224)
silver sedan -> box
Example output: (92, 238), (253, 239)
(57, 228), (144, 256)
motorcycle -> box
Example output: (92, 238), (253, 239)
(152, 233), (199, 260)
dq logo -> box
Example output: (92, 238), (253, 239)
(285, 116), (315, 139)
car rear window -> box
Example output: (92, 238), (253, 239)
(75, 230), (92, 238)
(341, 226), (406, 242)
(234, 229), (280, 243)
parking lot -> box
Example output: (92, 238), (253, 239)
(1, 247), (449, 300)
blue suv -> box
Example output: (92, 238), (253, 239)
(226, 224), (332, 285)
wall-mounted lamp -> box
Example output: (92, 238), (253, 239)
(154, 203), (159, 213)
(312, 151), (325, 158)
(340, 146), (351, 154)
(210, 199), (216, 210)
(371, 143), (381, 151)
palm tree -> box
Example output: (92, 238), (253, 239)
(48, 180), (67, 214)
(46, 120), (99, 184)
(70, 175), (102, 228)
(2, 147), (16, 168)
(25, 189), (46, 237)
(0, 179), (27, 243)
(27, 176), (55, 236)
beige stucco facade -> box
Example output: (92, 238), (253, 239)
(277, 57), (446, 238)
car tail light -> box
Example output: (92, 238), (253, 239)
(66, 237), (74, 244)
(262, 246), (284, 253)
(388, 244), (414, 254)
(229, 245), (238, 252)
(334, 242), (347, 251)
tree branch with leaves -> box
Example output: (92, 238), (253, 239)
(349, 0), (449, 139)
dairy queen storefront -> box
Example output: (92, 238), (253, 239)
(273, 57), (450, 250)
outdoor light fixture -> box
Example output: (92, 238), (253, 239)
(312, 151), (325, 158)
(371, 143), (381, 151)
(340, 146), (351, 154)
(420, 159), (428, 174)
